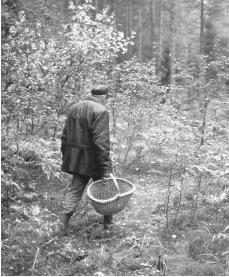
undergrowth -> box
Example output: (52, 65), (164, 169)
(1, 140), (229, 276)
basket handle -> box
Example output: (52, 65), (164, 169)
(109, 173), (120, 196)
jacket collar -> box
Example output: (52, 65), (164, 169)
(85, 96), (100, 103)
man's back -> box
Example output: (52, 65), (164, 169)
(65, 98), (106, 146)
(61, 96), (112, 177)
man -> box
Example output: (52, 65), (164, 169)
(60, 85), (113, 235)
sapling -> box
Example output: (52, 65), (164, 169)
(190, 171), (202, 220)
(165, 164), (173, 228)
(173, 167), (186, 225)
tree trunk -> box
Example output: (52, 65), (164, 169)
(95, 0), (99, 12)
(156, 0), (163, 73)
(125, 0), (129, 37)
(169, 0), (176, 87)
(63, 0), (69, 13)
(184, 36), (189, 69)
(128, 0), (132, 58)
(114, 0), (119, 31)
(138, 0), (143, 61)
(200, 0), (204, 54)
(150, 0), (154, 59)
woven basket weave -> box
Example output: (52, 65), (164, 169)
(87, 175), (135, 215)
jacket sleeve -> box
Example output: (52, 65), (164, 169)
(61, 118), (68, 155)
(92, 110), (112, 175)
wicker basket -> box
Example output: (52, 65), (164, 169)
(87, 174), (135, 215)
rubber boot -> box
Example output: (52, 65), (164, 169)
(103, 215), (113, 230)
(59, 211), (74, 236)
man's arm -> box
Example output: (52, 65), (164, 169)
(92, 110), (112, 176)
(61, 118), (68, 155)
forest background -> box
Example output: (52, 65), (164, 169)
(1, 0), (229, 275)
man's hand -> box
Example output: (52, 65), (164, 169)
(101, 173), (113, 182)
(103, 173), (110, 179)
(101, 173), (110, 182)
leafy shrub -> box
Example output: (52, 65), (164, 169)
(187, 231), (211, 259)
(1, 3), (132, 140)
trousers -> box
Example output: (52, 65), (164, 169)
(62, 173), (112, 224)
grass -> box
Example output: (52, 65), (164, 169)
(1, 147), (229, 276)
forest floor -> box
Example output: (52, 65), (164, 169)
(1, 145), (229, 276)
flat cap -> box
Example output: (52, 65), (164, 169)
(91, 85), (112, 97)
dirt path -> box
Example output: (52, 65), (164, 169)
(2, 168), (227, 276)
(35, 173), (179, 276)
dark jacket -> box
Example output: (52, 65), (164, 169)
(61, 96), (112, 177)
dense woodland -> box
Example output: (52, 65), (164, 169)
(1, 0), (229, 275)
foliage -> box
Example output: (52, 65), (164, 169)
(1, 2), (132, 139)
